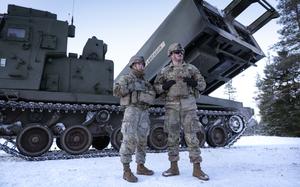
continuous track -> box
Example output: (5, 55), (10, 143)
(0, 100), (247, 161)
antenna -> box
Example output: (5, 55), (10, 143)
(71, 0), (75, 25)
(68, 0), (76, 37)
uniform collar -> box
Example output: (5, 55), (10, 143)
(130, 69), (145, 79)
(169, 61), (187, 68)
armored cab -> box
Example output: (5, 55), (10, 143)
(0, 5), (121, 157)
(0, 1), (278, 160)
(0, 5), (115, 102)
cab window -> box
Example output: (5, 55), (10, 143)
(7, 28), (26, 39)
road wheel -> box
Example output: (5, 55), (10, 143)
(148, 124), (168, 150)
(92, 136), (110, 150)
(207, 124), (228, 147)
(61, 125), (92, 155)
(17, 124), (53, 157)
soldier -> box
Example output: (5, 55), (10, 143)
(113, 55), (156, 183)
(154, 43), (209, 181)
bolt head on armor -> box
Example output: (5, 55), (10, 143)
(167, 43), (184, 57)
(129, 55), (145, 68)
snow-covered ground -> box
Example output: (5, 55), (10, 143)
(0, 136), (299, 187)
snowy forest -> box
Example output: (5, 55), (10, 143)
(254, 0), (300, 137)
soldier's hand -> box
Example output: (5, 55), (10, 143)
(183, 77), (197, 88)
(162, 80), (176, 90)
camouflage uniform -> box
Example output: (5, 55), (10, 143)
(154, 57), (206, 164)
(114, 56), (155, 165)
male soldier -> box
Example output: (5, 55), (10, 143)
(113, 55), (155, 183)
(154, 43), (209, 181)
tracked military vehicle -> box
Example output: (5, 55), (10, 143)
(0, 0), (278, 160)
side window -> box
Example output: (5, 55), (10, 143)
(7, 28), (26, 38)
(6, 27), (28, 41)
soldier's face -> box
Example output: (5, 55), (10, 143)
(171, 50), (184, 63)
(133, 61), (145, 71)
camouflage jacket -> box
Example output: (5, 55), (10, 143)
(154, 62), (206, 99)
(114, 71), (155, 106)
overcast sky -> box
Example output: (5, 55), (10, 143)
(0, 0), (281, 119)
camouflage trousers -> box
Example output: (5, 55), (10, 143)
(119, 105), (150, 164)
(164, 96), (202, 163)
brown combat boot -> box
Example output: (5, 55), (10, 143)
(162, 161), (180, 177)
(193, 163), (209, 181)
(137, 164), (154, 175)
(123, 163), (138, 183)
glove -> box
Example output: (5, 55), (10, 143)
(162, 80), (176, 90)
(183, 77), (197, 88)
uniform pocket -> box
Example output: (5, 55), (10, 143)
(138, 111), (150, 136)
(183, 110), (200, 133)
(121, 107), (138, 134)
(121, 121), (135, 135)
(164, 109), (180, 133)
(191, 121), (202, 132)
(163, 115), (170, 133)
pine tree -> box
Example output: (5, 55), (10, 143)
(224, 80), (237, 100)
(273, 0), (300, 52)
(256, 0), (300, 136)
